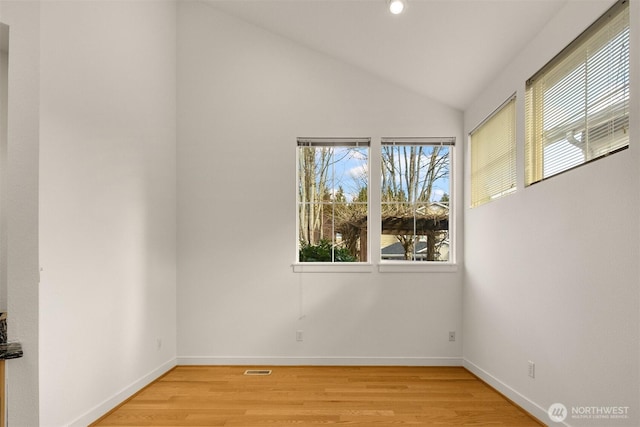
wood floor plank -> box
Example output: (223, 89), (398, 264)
(91, 366), (543, 426)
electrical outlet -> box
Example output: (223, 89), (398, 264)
(449, 331), (456, 342)
(528, 361), (535, 378)
(296, 330), (304, 342)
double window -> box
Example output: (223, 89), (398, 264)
(297, 137), (453, 264)
(471, 0), (630, 205)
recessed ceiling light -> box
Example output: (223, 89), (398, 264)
(389, 0), (406, 15)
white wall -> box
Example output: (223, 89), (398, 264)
(177, 1), (464, 365)
(463, 1), (640, 425)
(38, 1), (177, 425)
(0, 1), (40, 425)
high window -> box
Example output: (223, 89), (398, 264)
(380, 138), (453, 262)
(525, 0), (630, 185)
(470, 96), (517, 207)
(297, 138), (369, 263)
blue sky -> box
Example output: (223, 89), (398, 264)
(323, 146), (450, 203)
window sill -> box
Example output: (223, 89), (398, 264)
(292, 263), (374, 273)
(291, 262), (458, 273)
(377, 262), (458, 273)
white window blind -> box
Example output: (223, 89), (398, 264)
(470, 96), (516, 207)
(525, 0), (630, 185)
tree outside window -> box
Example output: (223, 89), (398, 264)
(381, 139), (452, 262)
(297, 138), (369, 263)
(296, 137), (453, 264)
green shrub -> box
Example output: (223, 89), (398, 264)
(299, 239), (356, 262)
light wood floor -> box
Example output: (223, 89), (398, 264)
(92, 366), (544, 426)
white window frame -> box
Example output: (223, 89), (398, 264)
(293, 137), (457, 273)
(294, 137), (372, 272)
(378, 137), (456, 272)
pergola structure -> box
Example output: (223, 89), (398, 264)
(336, 211), (449, 262)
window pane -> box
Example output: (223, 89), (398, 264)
(297, 140), (369, 262)
(381, 142), (451, 262)
(525, 0), (629, 185)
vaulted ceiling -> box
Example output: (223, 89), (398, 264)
(206, 0), (569, 110)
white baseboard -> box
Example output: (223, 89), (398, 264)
(177, 356), (463, 366)
(68, 358), (177, 427)
(463, 358), (564, 427)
